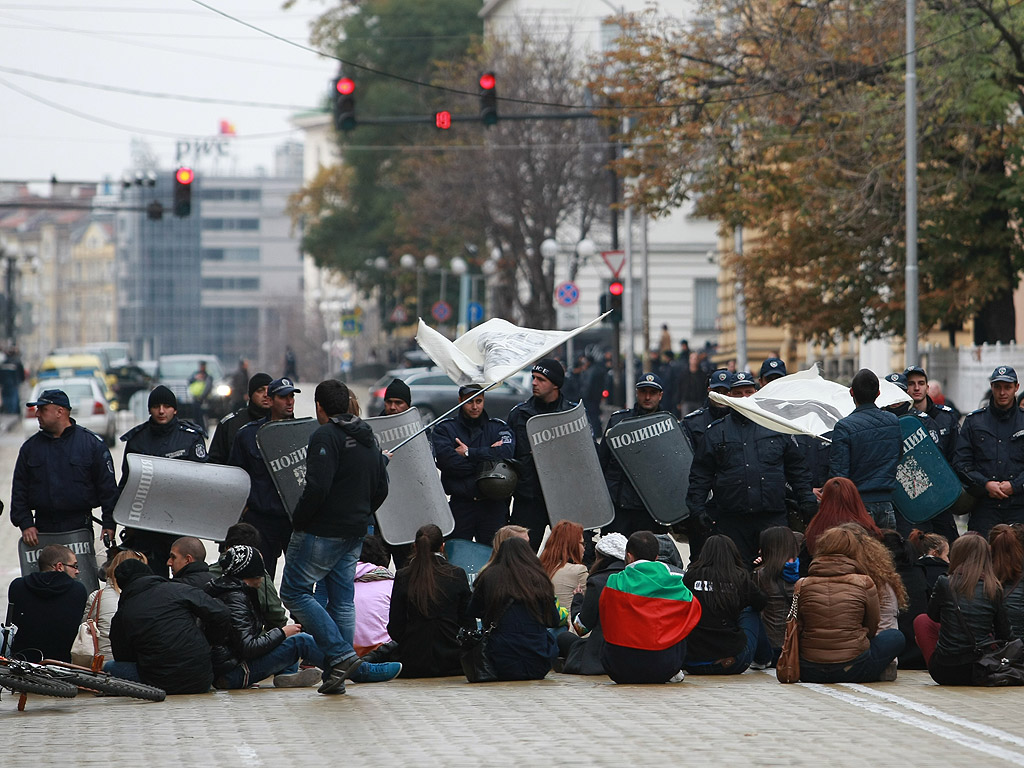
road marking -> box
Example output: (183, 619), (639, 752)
(804, 684), (1024, 765)
(842, 683), (1024, 749)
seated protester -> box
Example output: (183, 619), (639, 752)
(75, 549), (148, 667)
(800, 477), (883, 577)
(560, 533), (628, 676)
(655, 534), (686, 571)
(206, 546), (326, 689)
(482, 525), (531, 570)
(539, 520), (589, 616)
(918, 534), (1011, 684)
(908, 530), (950, 596)
(209, 523), (287, 631)
(841, 524), (909, 634)
(168, 536), (215, 589)
(881, 529), (930, 670)
(599, 531), (701, 684)
(387, 524), (474, 677)
(683, 536), (770, 675)
(354, 534), (394, 656)
(7, 544), (87, 662)
(990, 525), (1024, 640)
(467, 537), (563, 681)
(753, 527), (800, 664)
(798, 527), (905, 683)
(105, 558), (231, 694)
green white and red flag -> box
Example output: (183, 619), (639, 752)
(600, 560), (702, 650)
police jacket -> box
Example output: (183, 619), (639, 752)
(292, 413), (389, 539)
(924, 396), (960, 461)
(507, 393), (577, 500)
(927, 575), (1011, 664)
(431, 408), (513, 500)
(118, 416), (206, 493)
(828, 404), (902, 503)
(888, 403), (941, 447)
(598, 404), (664, 510)
(204, 575), (286, 677)
(10, 421), (119, 532)
(208, 402), (268, 464)
(108, 574), (231, 694)
(681, 402), (728, 454)
(686, 412), (814, 519)
(953, 403), (1024, 512)
(230, 416), (289, 519)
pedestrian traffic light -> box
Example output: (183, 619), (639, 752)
(173, 167), (193, 218)
(607, 280), (624, 325)
(479, 72), (497, 127)
(435, 110), (452, 130)
(333, 76), (356, 132)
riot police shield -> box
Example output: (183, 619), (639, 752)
(892, 414), (962, 524)
(443, 538), (493, 589)
(113, 454), (251, 540)
(526, 402), (614, 530)
(256, 418), (318, 518)
(366, 407), (455, 545)
(606, 412), (693, 525)
(18, 529), (100, 593)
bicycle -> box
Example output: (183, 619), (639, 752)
(37, 659), (166, 702)
(0, 656), (79, 701)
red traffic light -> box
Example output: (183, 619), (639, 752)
(609, 281), (624, 296)
(335, 77), (355, 96)
(435, 111), (452, 130)
(175, 167), (194, 185)
(479, 72), (496, 90)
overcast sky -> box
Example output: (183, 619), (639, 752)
(0, 0), (335, 185)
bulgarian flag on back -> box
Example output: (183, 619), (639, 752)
(600, 560), (702, 650)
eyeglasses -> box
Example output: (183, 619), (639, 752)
(64, 562), (80, 571)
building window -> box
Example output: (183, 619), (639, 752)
(202, 277), (260, 290)
(202, 248), (260, 262)
(694, 278), (718, 331)
(201, 218), (260, 232)
(200, 188), (262, 202)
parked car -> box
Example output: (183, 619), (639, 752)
(155, 354), (232, 422)
(36, 353), (117, 406)
(25, 377), (117, 445)
(367, 367), (532, 424)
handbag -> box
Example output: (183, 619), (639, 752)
(458, 599), (513, 683)
(776, 580), (803, 684)
(71, 588), (104, 671)
(951, 586), (1024, 687)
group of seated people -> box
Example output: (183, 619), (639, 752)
(8, 476), (1023, 691)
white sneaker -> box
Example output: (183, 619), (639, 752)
(668, 670), (686, 683)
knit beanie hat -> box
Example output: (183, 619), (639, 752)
(148, 385), (177, 410)
(384, 378), (412, 406)
(248, 372), (273, 397)
(219, 545), (265, 580)
(595, 533), (627, 561)
(114, 558), (153, 588)
(532, 358), (565, 389)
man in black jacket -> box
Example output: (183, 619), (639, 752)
(168, 536), (215, 589)
(7, 544), (87, 662)
(118, 385), (207, 573)
(206, 545), (324, 689)
(208, 372), (272, 464)
(280, 379), (395, 694)
(105, 558), (231, 694)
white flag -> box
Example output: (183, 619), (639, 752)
(415, 314), (608, 387)
(709, 367), (913, 437)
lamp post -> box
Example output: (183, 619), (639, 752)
(0, 235), (27, 346)
(450, 256), (470, 335)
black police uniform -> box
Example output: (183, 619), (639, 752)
(687, 411), (815, 568)
(598, 404), (671, 537)
(10, 421), (118, 535)
(953, 402), (1024, 537)
(230, 416), (294, 577)
(431, 407), (514, 546)
(922, 396), (960, 461)
(507, 392), (577, 551)
(118, 416), (208, 572)
(208, 401), (269, 465)
(679, 400), (729, 559)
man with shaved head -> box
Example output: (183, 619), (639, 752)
(168, 536), (214, 589)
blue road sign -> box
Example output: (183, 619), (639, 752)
(431, 300), (452, 323)
(556, 281), (580, 307)
(467, 301), (484, 325)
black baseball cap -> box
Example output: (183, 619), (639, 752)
(28, 389), (72, 410)
(268, 377), (301, 396)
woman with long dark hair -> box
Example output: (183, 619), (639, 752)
(921, 534), (1011, 685)
(683, 535), (769, 674)
(387, 524), (473, 677)
(990, 525), (1024, 640)
(539, 520), (588, 613)
(468, 536), (561, 680)
(754, 526), (800, 662)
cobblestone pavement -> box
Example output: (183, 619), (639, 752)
(6, 668), (1024, 767)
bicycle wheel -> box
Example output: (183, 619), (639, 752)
(0, 669), (78, 698)
(43, 668), (166, 702)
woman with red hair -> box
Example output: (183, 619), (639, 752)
(805, 478), (882, 554)
(539, 520), (588, 614)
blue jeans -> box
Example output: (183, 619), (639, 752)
(104, 661), (143, 682)
(686, 607), (769, 675)
(280, 531), (362, 668)
(216, 632), (326, 689)
(799, 629), (906, 683)
(863, 501), (896, 531)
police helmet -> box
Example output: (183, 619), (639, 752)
(476, 460), (519, 500)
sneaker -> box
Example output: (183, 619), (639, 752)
(749, 661), (769, 671)
(274, 668), (323, 688)
(361, 640), (398, 665)
(668, 670), (686, 683)
(350, 661), (402, 683)
(318, 655), (363, 695)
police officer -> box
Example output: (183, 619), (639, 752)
(507, 358), (575, 551)
(431, 384), (514, 546)
(230, 377), (301, 577)
(10, 388), (118, 562)
(117, 385), (208, 574)
(904, 365), (959, 462)
(208, 372), (272, 464)
(681, 368), (732, 453)
(686, 372), (815, 568)
(380, 379), (412, 416)
(758, 357), (787, 388)
(599, 373), (670, 537)
(953, 366), (1024, 538)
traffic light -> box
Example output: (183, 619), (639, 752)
(479, 72), (497, 126)
(333, 76), (356, 132)
(607, 280), (623, 325)
(173, 167), (193, 218)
